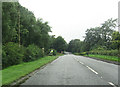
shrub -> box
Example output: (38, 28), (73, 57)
(74, 53), (80, 55)
(53, 49), (57, 56)
(80, 52), (87, 55)
(48, 49), (57, 56)
(74, 52), (87, 56)
(89, 49), (118, 56)
(46, 49), (51, 55)
(24, 44), (43, 62)
(2, 42), (25, 68)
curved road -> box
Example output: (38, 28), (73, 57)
(21, 54), (118, 86)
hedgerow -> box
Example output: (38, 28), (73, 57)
(89, 50), (118, 56)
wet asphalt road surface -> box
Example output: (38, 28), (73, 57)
(21, 54), (118, 86)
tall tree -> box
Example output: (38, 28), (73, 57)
(53, 36), (67, 52)
(112, 31), (120, 50)
(67, 39), (83, 53)
(83, 18), (117, 51)
(2, 2), (19, 44)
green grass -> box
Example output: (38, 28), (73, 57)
(0, 70), (2, 87)
(2, 55), (61, 85)
(85, 54), (119, 62)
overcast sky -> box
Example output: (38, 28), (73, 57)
(19, 0), (119, 43)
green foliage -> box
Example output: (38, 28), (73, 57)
(80, 52), (87, 55)
(86, 54), (119, 62)
(83, 19), (117, 51)
(52, 36), (67, 52)
(48, 49), (57, 56)
(2, 2), (19, 44)
(2, 2), (56, 68)
(53, 49), (57, 56)
(2, 2), (52, 52)
(24, 44), (43, 62)
(69, 18), (118, 54)
(89, 50), (118, 56)
(2, 42), (25, 68)
(74, 52), (87, 56)
(67, 39), (83, 53)
(112, 31), (120, 50)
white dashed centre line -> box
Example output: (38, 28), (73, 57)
(86, 66), (98, 74)
(79, 61), (84, 65)
(74, 58), (84, 65)
(108, 82), (117, 87)
(74, 57), (117, 87)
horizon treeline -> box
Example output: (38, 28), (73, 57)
(67, 18), (120, 56)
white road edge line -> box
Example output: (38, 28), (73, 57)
(86, 66), (98, 74)
(108, 82), (117, 87)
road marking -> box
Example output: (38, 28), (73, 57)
(74, 58), (84, 65)
(74, 58), (79, 62)
(79, 61), (84, 65)
(86, 66), (98, 74)
(108, 82), (117, 87)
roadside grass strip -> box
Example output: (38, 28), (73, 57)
(2, 55), (60, 85)
(0, 70), (2, 86)
(85, 54), (119, 62)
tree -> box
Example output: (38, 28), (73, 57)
(100, 19), (117, 48)
(53, 36), (67, 52)
(112, 31), (120, 50)
(2, 2), (54, 68)
(2, 2), (19, 44)
(84, 27), (102, 51)
(49, 35), (56, 49)
(83, 18), (117, 51)
(67, 39), (83, 53)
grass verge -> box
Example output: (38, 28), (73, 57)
(2, 55), (62, 85)
(0, 60), (1, 86)
(84, 54), (119, 62)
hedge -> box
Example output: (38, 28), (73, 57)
(2, 42), (25, 68)
(89, 50), (118, 56)
(2, 42), (44, 69)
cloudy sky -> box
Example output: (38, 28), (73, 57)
(19, 0), (119, 43)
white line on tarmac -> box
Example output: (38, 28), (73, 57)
(74, 58), (79, 62)
(108, 82), (117, 87)
(86, 66), (98, 74)
(79, 61), (84, 65)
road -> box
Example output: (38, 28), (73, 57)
(21, 54), (118, 86)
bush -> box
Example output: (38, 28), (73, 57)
(48, 49), (57, 56)
(24, 44), (43, 62)
(2, 42), (25, 68)
(89, 50), (118, 56)
(80, 52), (87, 55)
(53, 49), (57, 56)
(74, 53), (80, 55)
(74, 52), (87, 56)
